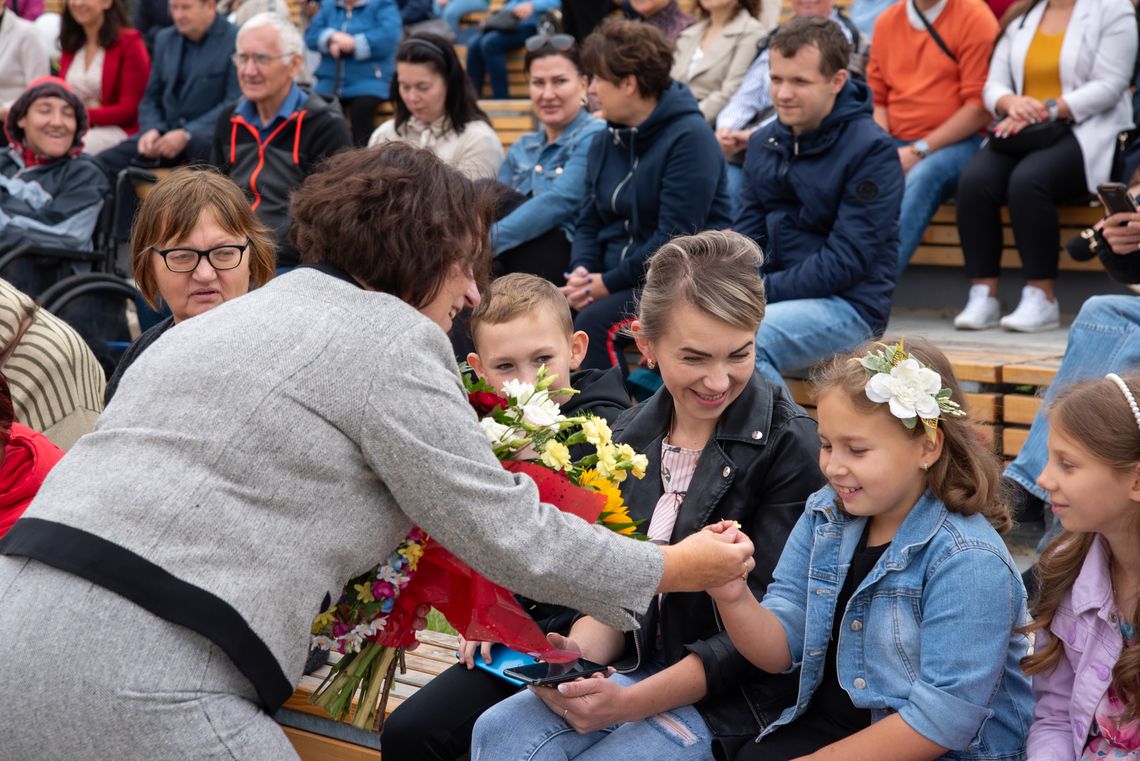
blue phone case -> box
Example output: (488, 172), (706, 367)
(461, 644), (535, 686)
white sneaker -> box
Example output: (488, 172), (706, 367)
(1000, 285), (1060, 332)
(954, 284), (1000, 330)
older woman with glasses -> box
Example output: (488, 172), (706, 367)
(490, 33), (603, 284)
(103, 165), (275, 403)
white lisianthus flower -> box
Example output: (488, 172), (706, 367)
(501, 379), (536, 404)
(865, 357), (942, 421)
(521, 392), (563, 431)
(581, 416), (612, 447)
(540, 440), (573, 472)
(480, 416), (514, 444)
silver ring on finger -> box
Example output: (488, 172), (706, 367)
(563, 708), (569, 721)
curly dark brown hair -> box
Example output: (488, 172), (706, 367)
(290, 143), (496, 309)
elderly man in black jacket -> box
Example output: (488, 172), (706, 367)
(211, 12), (350, 272)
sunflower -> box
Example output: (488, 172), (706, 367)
(579, 468), (641, 537)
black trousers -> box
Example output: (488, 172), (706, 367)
(342, 95), (384, 147)
(955, 131), (1087, 281)
(379, 662), (520, 761)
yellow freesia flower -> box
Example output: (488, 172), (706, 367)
(312, 609), (336, 634)
(353, 582), (375, 603)
(630, 453), (648, 480)
(540, 440), (573, 472)
(399, 541), (425, 569)
(595, 443), (627, 482)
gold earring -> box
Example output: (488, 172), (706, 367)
(647, 358), (656, 370)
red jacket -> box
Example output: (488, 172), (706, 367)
(59, 28), (150, 135)
(0, 423), (64, 538)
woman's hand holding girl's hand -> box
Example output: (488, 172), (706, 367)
(658, 523), (755, 593)
(532, 670), (623, 733)
(457, 635), (494, 668)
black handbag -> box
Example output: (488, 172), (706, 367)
(482, 8), (520, 32)
(985, 119), (1071, 156)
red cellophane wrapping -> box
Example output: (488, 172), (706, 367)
(378, 462), (607, 663)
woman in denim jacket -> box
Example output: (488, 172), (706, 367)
(710, 338), (1034, 761)
(492, 35), (603, 284)
(1022, 374), (1140, 760)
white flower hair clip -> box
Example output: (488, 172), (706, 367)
(860, 340), (965, 441)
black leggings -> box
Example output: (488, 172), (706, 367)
(379, 662), (520, 761)
(342, 95), (385, 147)
(955, 131), (1087, 281)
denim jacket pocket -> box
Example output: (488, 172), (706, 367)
(863, 590), (923, 690)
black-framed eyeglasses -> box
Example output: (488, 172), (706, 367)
(524, 33), (575, 53)
(152, 240), (249, 273)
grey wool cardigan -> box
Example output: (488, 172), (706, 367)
(0, 266), (664, 712)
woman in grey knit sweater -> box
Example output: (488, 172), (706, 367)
(0, 144), (755, 761)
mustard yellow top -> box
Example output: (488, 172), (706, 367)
(1023, 28), (1065, 102)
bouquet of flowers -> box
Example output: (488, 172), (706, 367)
(309, 367), (647, 730)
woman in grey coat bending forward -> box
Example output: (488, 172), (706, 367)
(0, 143), (754, 761)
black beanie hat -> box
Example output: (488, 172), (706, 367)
(4, 76), (89, 155)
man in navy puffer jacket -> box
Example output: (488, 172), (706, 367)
(736, 16), (902, 391)
(567, 19), (732, 370)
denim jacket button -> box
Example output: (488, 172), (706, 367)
(853, 677), (867, 689)
(722, 466), (731, 478)
(554, 166), (563, 175)
(751, 430), (762, 439)
(850, 619), (863, 631)
(535, 164), (544, 173)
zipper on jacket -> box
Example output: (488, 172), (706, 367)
(616, 611), (645, 675)
(613, 156), (639, 263)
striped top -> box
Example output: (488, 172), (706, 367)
(0, 279), (105, 450)
(647, 439), (703, 544)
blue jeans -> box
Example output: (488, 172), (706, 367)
(467, 25), (535, 99)
(894, 135), (982, 275)
(725, 162), (744, 221)
(755, 296), (874, 392)
(433, 0), (488, 33)
(1005, 295), (1140, 509)
(470, 667), (715, 761)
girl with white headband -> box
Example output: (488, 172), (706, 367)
(703, 337), (1033, 760)
(1022, 372), (1140, 760)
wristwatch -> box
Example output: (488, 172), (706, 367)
(1045, 98), (1060, 122)
(910, 139), (931, 159)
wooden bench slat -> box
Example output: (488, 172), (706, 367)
(909, 245), (1106, 272)
(283, 726), (380, 761)
(1003, 427), (1029, 458)
(929, 204), (1102, 226)
(1003, 394), (1042, 426)
(1002, 357), (1062, 387)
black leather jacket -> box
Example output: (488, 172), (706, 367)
(609, 370), (823, 751)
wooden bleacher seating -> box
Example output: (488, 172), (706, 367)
(786, 345), (1061, 460)
(280, 630), (461, 761)
(914, 203), (1106, 273)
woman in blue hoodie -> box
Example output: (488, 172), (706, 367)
(561, 18), (732, 370)
(304, 0), (401, 146)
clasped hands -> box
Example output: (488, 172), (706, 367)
(137, 128), (190, 159)
(527, 522), (755, 732)
(992, 95), (1054, 138)
(559, 266), (609, 311)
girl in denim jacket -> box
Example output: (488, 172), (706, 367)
(708, 338), (1034, 761)
(1023, 373), (1140, 760)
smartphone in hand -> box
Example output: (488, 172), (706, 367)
(503, 658), (610, 687)
(1097, 182), (1139, 216)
